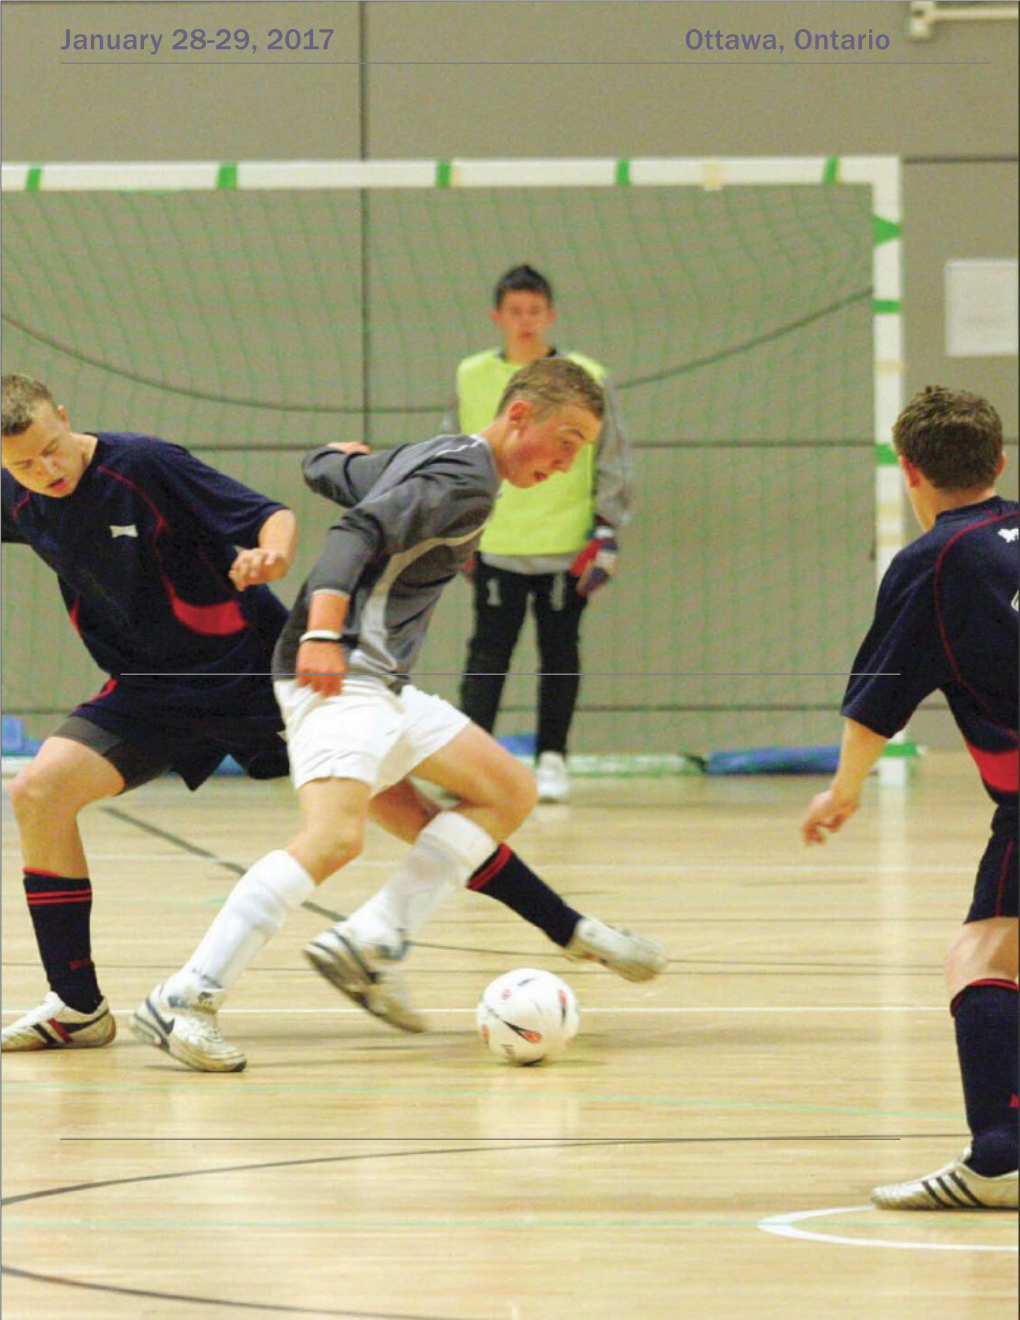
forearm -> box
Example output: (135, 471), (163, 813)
(258, 508), (297, 568)
(832, 718), (889, 800)
(594, 391), (634, 527)
(306, 590), (349, 635)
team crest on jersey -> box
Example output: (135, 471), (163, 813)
(999, 527), (1019, 542)
(109, 524), (139, 538)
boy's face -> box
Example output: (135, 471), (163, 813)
(1, 402), (88, 497)
(498, 399), (600, 488)
(491, 291), (556, 362)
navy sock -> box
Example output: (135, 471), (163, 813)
(23, 870), (103, 1013)
(950, 979), (1018, 1177)
(468, 846), (581, 947)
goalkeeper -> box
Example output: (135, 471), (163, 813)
(446, 265), (633, 803)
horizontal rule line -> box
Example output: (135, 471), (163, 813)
(56, 61), (990, 67)
(118, 671), (898, 679)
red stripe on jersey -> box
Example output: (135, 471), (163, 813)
(97, 463), (246, 637)
(966, 743), (1019, 794)
(169, 593), (246, 636)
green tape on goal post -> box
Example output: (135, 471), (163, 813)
(875, 441), (898, 466)
(435, 160), (453, 189)
(873, 214), (901, 246)
(25, 166), (43, 191)
(216, 163), (238, 190)
(614, 160), (631, 187)
(822, 157), (839, 185)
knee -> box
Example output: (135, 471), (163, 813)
(10, 763), (73, 825)
(943, 922), (1018, 999)
(299, 819), (365, 880)
(467, 638), (514, 668)
(502, 761), (538, 832)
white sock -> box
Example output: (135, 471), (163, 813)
(165, 850), (315, 997)
(345, 813), (497, 950)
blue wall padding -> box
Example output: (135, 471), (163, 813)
(707, 745), (840, 775)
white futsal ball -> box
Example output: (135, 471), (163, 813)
(476, 968), (580, 1065)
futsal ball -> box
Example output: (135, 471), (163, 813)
(476, 968), (580, 1065)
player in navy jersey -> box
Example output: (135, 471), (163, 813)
(801, 386), (1018, 1210)
(131, 358), (666, 1072)
(0, 374), (298, 1052)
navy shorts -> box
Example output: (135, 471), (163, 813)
(966, 801), (1018, 923)
(55, 675), (289, 792)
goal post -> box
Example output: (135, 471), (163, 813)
(1, 155), (911, 773)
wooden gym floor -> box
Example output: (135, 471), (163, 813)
(2, 752), (1017, 1319)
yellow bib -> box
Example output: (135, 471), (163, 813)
(456, 350), (606, 556)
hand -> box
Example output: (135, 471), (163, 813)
(296, 640), (347, 697)
(800, 787), (860, 845)
(570, 527), (618, 597)
(229, 547), (290, 589)
(326, 441), (372, 455)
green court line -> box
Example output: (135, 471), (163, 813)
(880, 741), (923, 759)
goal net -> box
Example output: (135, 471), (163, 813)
(1, 157), (903, 763)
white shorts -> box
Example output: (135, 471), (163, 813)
(274, 676), (470, 794)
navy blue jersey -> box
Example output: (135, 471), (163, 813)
(2, 432), (289, 709)
(842, 495), (1019, 805)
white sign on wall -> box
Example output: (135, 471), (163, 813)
(945, 259), (1019, 357)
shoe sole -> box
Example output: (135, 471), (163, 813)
(129, 1002), (246, 1074)
(304, 939), (426, 1034)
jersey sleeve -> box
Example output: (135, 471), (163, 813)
(840, 548), (953, 737)
(145, 441), (288, 547)
(593, 380), (634, 528)
(302, 447), (398, 508)
(305, 450), (490, 598)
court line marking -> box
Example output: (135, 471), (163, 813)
(2, 1005), (948, 1018)
(0, 849), (978, 874)
(758, 1203), (1018, 1253)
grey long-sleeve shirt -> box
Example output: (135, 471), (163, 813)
(272, 434), (500, 688)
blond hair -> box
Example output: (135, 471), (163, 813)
(496, 357), (605, 422)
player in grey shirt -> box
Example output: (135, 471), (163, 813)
(272, 431), (501, 688)
(133, 359), (666, 1072)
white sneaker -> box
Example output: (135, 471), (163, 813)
(1, 991), (116, 1051)
(304, 925), (426, 1033)
(536, 751), (570, 803)
(130, 982), (246, 1073)
(565, 917), (668, 982)
(871, 1148), (1019, 1210)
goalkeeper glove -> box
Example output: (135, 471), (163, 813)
(569, 525), (618, 597)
